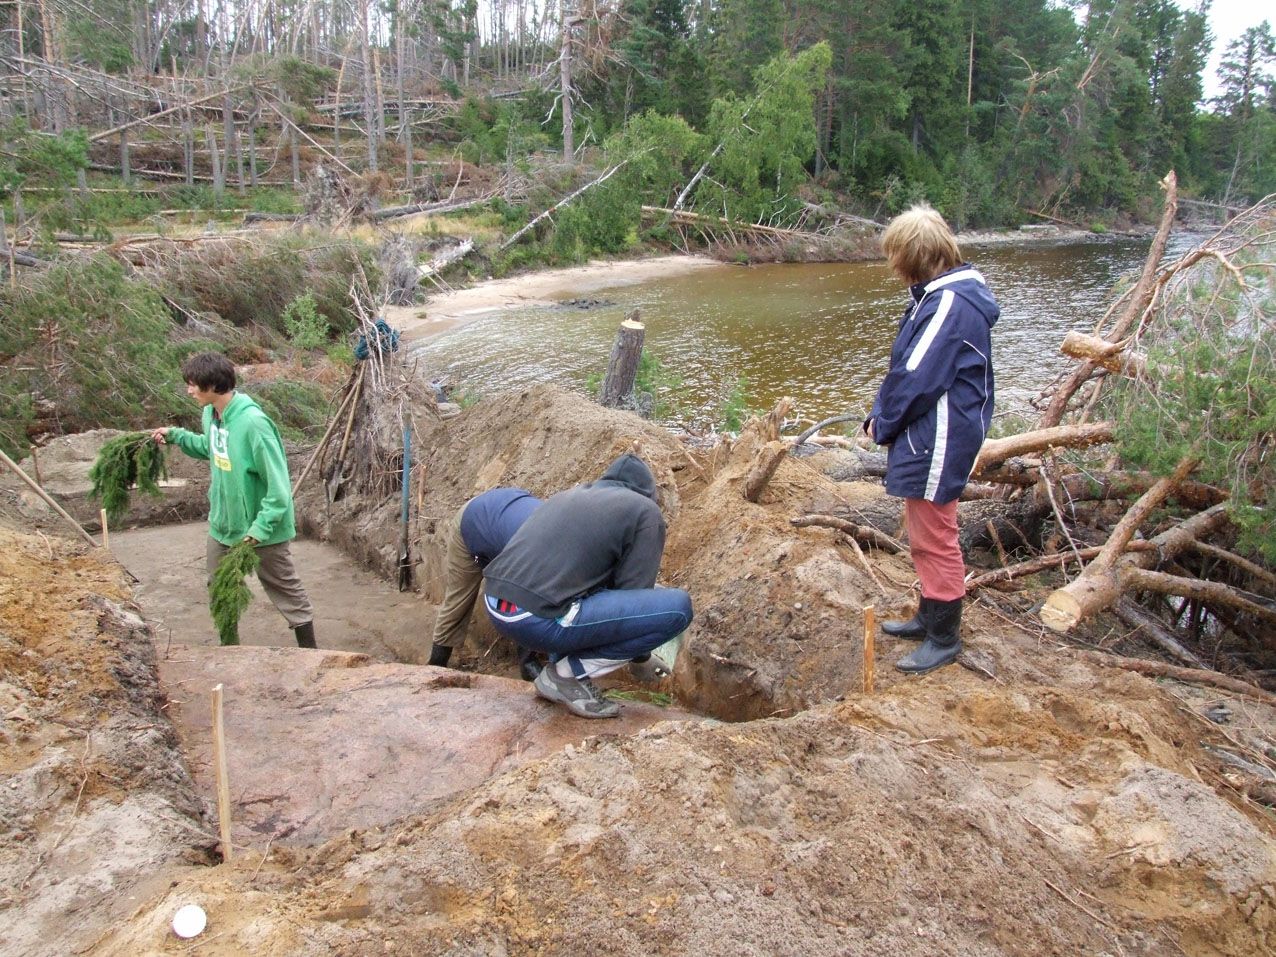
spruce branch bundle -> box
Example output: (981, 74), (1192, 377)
(89, 432), (168, 523)
(210, 540), (260, 646)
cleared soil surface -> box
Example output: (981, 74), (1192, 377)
(3, 389), (1275, 956)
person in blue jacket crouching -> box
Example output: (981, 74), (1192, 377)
(865, 205), (999, 674)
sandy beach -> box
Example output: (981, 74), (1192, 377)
(386, 253), (722, 343)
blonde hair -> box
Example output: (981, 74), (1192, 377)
(881, 204), (962, 285)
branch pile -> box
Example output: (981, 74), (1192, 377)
(955, 176), (1276, 686)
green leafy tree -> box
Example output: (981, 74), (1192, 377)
(694, 42), (832, 224)
(1213, 21), (1276, 204)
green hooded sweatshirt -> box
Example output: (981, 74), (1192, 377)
(166, 393), (297, 547)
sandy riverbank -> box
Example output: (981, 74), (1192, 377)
(386, 253), (722, 342)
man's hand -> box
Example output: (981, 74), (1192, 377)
(243, 536), (259, 546)
(865, 419), (875, 442)
(150, 428), (169, 445)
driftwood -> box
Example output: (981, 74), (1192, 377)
(597, 313), (645, 408)
(791, 514), (904, 554)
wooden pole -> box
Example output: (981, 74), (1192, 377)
(29, 446), (40, 485)
(211, 683), (233, 862)
(0, 447), (99, 547)
(99, 508), (109, 550)
(862, 606), (876, 694)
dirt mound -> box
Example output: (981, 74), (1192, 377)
(0, 526), (208, 957)
(88, 669), (1275, 956)
(299, 383), (1022, 720)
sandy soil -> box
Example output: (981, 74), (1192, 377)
(4, 398), (1276, 956)
(384, 254), (722, 342)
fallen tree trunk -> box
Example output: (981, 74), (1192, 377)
(502, 163), (629, 250)
(370, 196), (490, 222)
(418, 239), (474, 281)
(1040, 499), (1227, 633)
(642, 206), (816, 241)
(1121, 567), (1276, 626)
(972, 422), (1114, 476)
(1112, 597), (1207, 668)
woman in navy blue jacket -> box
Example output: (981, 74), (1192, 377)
(865, 205), (999, 674)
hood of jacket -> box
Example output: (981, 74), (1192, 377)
(214, 391), (265, 424)
(910, 265), (1000, 330)
(597, 453), (657, 500)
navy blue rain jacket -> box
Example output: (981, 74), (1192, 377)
(867, 265), (999, 504)
(460, 488), (542, 566)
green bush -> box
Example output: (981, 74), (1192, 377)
(0, 256), (196, 457)
(717, 376), (755, 433)
(281, 293), (328, 349)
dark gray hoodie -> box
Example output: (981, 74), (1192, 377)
(482, 454), (666, 618)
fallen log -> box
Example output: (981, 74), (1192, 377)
(370, 196), (489, 222)
(965, 542), (1157, 592)
(642, 206), (815, 241)
(502, 163), (629, 249)
(1121, 567), (1276, 626)
(1112, 597), (1207, 668)
(791, 514), (904, 554)
(1077, 649), (1276, 707)
(1040, 497), (1227, 633)
(972, 422), (1114, 476)
(419, 238), (475, 281)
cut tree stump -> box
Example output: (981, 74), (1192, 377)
(598, 312), (645, 408)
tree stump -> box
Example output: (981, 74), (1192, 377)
(598, 311), (645, 408)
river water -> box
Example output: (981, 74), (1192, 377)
(411, 232), (1204, 431)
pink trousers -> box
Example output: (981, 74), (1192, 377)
(905, 498), (966, 601)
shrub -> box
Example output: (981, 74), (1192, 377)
(0, 256), (196, 456)
(281, 293), (328, 349)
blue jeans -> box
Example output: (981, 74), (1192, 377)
(484, 587), (693, 679)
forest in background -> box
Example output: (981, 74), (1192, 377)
(0, 0), (1273, 236)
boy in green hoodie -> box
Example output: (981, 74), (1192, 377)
(152, 352), (317, 648)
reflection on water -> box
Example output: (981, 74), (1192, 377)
(410, 233), (1203, 430)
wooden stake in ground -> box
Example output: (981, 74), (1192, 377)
(99, 508), (109, 550)
(862, 606), (876, 694)
(211, 683), (233, 862)
(29, 445), (41, 485)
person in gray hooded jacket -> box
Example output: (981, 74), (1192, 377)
(482, 453), (693, 718)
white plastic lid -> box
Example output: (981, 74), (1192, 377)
(171, 903), (207, 939)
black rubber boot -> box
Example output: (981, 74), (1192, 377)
(881, 597), (932, 640)
(428, 643), (453, 667)
(518, 646), (542, 682)
(292, 621), (317, 649)
(895, 599), (961, 675)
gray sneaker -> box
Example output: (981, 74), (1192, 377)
(533, 665), (620, 719)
